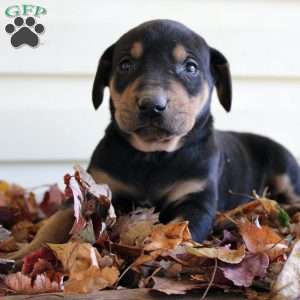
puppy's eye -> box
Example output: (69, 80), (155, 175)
(118, 58), (134, 73)
(184, 60), (199, 75)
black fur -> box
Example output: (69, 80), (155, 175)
(88, 20), (300, 242)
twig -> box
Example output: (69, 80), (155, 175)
(113, 261), (135, 288)
(199, 258), (218, 300)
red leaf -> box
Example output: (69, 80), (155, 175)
(40, 184), (65, 216)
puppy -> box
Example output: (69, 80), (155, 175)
(88, 19), (300, 242)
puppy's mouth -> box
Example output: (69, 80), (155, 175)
(134, 125), (175, 142)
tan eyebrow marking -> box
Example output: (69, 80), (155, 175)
(173, 44), (187, 62)
(130, 42), (143, 59)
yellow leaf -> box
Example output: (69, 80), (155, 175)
(186, 245), (246, 264)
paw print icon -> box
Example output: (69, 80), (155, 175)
(5, 16), (45, 48)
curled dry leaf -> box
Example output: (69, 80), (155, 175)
(221, 253), (269, 287)
(186, 245), (246, 264)
(143, 222), (191, 251)
(65, 166), (116, 240)
(22, 246), (59, 276)
(113, 208), (159, 247)
(40, 184), (65, 217)
(48, 241), (119, 293)
(0, 237), (18, 252)
(273, 240), (300, 300)
(152, 276), (204, 295)
(64, 265), (119, 294)
(238, 220), (288, 260)
(48, 241), (98, 275)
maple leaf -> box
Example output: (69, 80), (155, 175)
(220, 253), (269, 287)
(64, 265), (119, 294)
(186, 245), (246, 264)
(238, 220), (288, 260)
(48, 241), (119, 293)
(143, 222), (191, 252)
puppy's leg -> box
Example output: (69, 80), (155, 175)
(159, 183), (217, 242)
(5, 208), (74, 263)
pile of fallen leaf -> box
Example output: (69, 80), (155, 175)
(1, 166), (300, 299)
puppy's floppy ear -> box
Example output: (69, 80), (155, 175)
(92, 44), (115, 110)
(210, 47), (232, 112)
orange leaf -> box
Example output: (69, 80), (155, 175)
(186, 245), (246, 264)
(143, 222), (191, 251)
(238, 221), (288, 260)
(64, 265), (119, 294)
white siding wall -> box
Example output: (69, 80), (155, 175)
(0, 0), (300, 187)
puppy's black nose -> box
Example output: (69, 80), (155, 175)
(137, 95), (167, 114)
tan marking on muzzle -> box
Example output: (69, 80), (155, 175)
(110, 77), (141, 131)
(167, 80), (210, 133)
(172, 44), (187, 62)
(89, 168), (138, 196)
(162, 179), (208, 207)
(130, 42), (143, 59)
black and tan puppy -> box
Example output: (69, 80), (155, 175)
(88, 19), (300, 242)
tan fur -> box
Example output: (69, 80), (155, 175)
(110, 77), (141, 133)
(162, 179), (208, 207)
(89, 167), (138, 196)
(173, 44), (187, 62)
(130, 42), (143, 59)
(272, 174), (300, 203)
(166, 80), (210, 134)
(109, 75), (209, 152)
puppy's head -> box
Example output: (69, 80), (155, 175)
(92, 20), (232, 152)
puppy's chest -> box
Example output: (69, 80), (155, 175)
(89, 167), (207, 208)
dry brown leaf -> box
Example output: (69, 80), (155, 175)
(64, 265), (119, 294)
(152, 276), (203, 295)
(186, 245), (246, 264)
(143, 222), (191, 251)
(114, 208), (159, 247)
(0, 237), (18, 252)
(48, 241), (119, 293)
(221, 253), (269, 287)
(238, 220), (288, 260)
(11, 220), (38, 242)
(48, 241), (99, 276)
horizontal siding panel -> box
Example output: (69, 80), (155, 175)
(0, 0), (299, 77)
(0, 76), (300, 160)
(0, 162), (88, 188)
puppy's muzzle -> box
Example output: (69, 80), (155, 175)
(137, 95), (167, 117)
